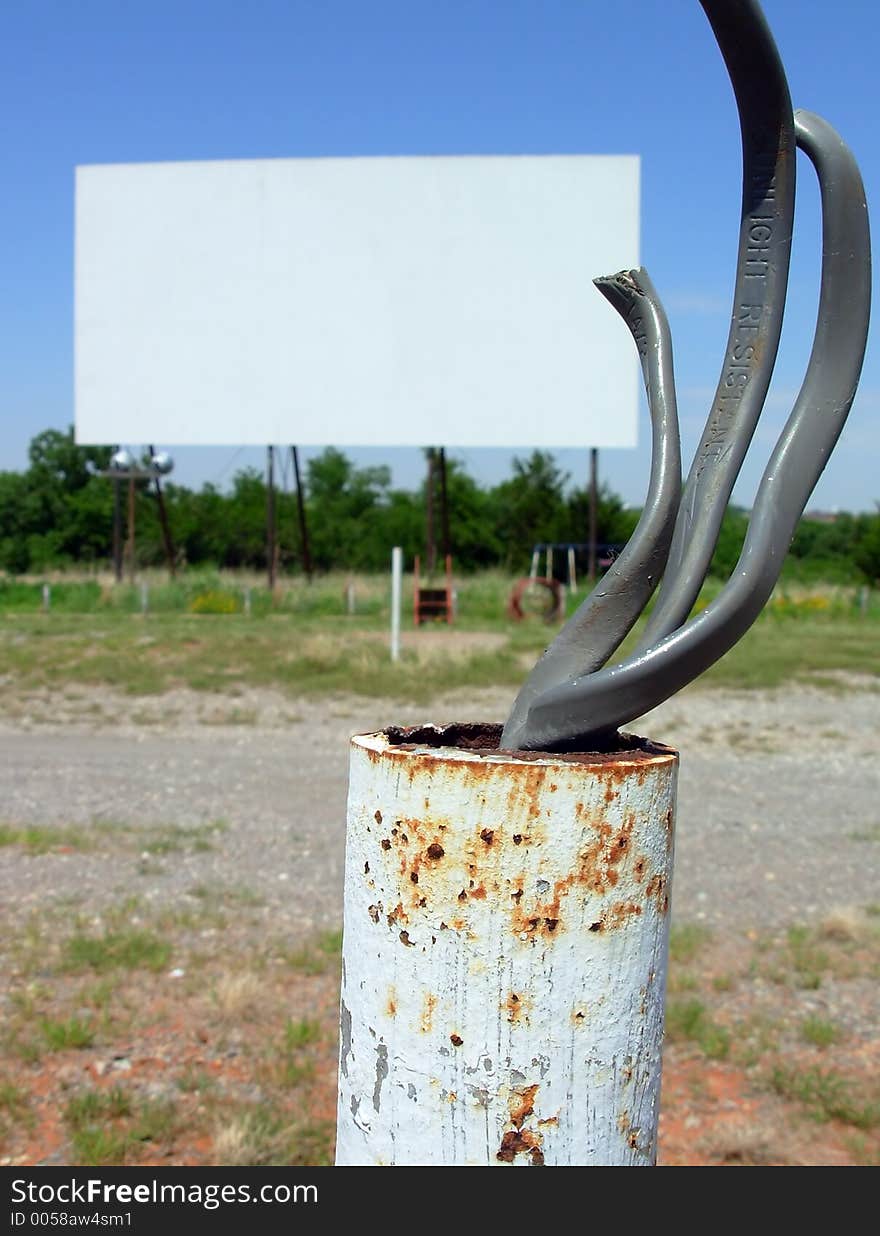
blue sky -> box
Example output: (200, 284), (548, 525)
(1, 0), (877, 510)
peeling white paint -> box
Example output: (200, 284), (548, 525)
(336, 728), (678, 1166)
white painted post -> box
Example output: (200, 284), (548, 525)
(347, 581), (356, 615)
(529, 550), (540, 581)
(567, 546), (577, 594)
(140, 582), (149, 614)
(41, 583), (50, 612)
(243, 587), (252, 617)
(545, 545), (553, 581)
(390, 547), (402, 663)
(337, 724), (678, 1166)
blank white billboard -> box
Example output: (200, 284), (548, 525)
(75, 154), (639, 448)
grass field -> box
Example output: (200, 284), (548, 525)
(1, 902), (877, 1166)
(1, 568), (879, 1167)
(1, 569), (877, 702)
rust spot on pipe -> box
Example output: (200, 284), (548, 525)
(509, 1083), (539, 1129)
(497, 1085), (544, 1165)
(368, 903), (381, 923)
(646, 873), (667, 905)
(480, 828), (494, 846)
(380, 838), (391, 851)
(512, 834), (523, 845)
(421, 993), (437, 1032)
(664, 807), (675, 852)
(426, 842), (445, 860)
(387, 902), (408, 927)
(604, 901), (643, 928)
(505, 991), (534, 1023)
(497, 1129), (544, 1163)
(450, 1033), (463, 1047)
(399, 930), (414, 947)
(386, 988), (397, 1017)
(470, 885), (487, 900)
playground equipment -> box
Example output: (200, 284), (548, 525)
(413, 554), (454, 625)
(508, 576), (565, 623)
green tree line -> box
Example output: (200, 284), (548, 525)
(1, 428), (878, 582)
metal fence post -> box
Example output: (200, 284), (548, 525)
(336, 724), (678, 1166)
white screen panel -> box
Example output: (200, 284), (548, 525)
(75, 154), (639, 448)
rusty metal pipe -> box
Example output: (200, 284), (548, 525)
(336, 725), (678, 1166)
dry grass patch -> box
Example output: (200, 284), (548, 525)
(212, 971), (264, 1023)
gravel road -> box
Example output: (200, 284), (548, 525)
(2, 678), (878, 940)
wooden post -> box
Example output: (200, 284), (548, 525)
(426, 449), (437, 576)
(438, 447), (451, 562)
(589, 447), (599, 583)
(127, 475), (136, 584)
(291, 446), (313, 582)
(112, 474), (123, 584)
(267, 446), (276, 591)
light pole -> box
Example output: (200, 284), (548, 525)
(98, 449), (175, 584)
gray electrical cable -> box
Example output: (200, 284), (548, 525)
(640, 0), (796, 647)
(501, 268), (681, 748)
(504, 108), (871, 752)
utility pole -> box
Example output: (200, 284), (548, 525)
(126, 474), (136, 584)
(438, 446), (451, 562)
(588, 447), (598, 583)
(112, 467), (123, 583)
(425, 448), (436, 575)
(266, 446), (277, 591)
(291, 446), (313, 582)
(100, 449), (175, 585)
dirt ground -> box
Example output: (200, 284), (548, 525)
(1, 676), (878, 1166)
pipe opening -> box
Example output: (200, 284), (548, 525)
(382, 722), (672, 763)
